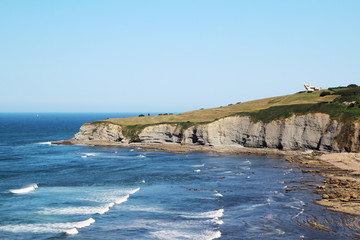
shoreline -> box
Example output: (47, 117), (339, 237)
(53, 139), (360, 216)
(52, 139), (302, 157)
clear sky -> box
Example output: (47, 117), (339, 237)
(0, 0), (359, 113)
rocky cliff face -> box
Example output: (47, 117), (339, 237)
(138, 124), (182, 144)
(74, 122), (126, 142)
(74, 114), (360, 152)
(182, 114), (343, 151)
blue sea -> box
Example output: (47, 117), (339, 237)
(0, 113), (358, 239)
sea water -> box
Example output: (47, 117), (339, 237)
(0, 113), (359, 239)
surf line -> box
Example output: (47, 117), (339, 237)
(64, 187), (140, 235)
(9, 184), (38, 194)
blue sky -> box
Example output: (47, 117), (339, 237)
(0, 0), (359, 112)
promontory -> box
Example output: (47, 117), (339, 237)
(58, 84), (360, 153)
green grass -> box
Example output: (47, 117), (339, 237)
(103, 90), (338, 126)
(88, 85), (360, 141)
(121, 124), (151, 141)
(120, 121), (211, 141)
(236, 101), (360, 123)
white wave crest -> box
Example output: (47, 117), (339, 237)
(191, 164), (205, 167)
(10, 184), (38, 194)
(37, 141), (52, 145)
(79, 187), (140, 203)
(39, 204), (111, 215)
(39, 187), (140, 215)
(181, 209), (224, 219)
(214, 192), (223, 197)
(115, 195), (129, 204)
(0, 217), (95, 234)
(138, 154), (146, 158)
(208, 218), (224, 225)
(74, 218), (95, 228)
(65, 228), (78, 235)
(150, 229), (221, 240)
(129, 187), (140, 195)
(194, 169), (201, 172)
(82, 153), (100, 157)
(208, 230), (221, 239)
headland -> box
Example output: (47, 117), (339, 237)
(54, 84), (360, 215)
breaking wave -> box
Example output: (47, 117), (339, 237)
(39, 187), (140, 216)
(0, 217), (95, 235)
(191, 164), (205, 167)
(180, 209), (224, 219)
(9, 184), (38, 194)
(37, 141), (52, 145)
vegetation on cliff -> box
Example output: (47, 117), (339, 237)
(91, 85), (360, 141)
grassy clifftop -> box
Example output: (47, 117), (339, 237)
(100, 85), (360, 127)
(86, 85), (360, 141)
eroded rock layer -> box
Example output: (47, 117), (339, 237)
(73, 113), (360, 152)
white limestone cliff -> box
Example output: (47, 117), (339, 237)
(74, 122), (126, 142)
(73, 113), (360, 152)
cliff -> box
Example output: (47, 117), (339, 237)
(73, 113), (360, 152)
(72, 85), (360, 152)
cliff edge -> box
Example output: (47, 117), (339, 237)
(73, 85), (360, 152)
(73, 113), (360, 152)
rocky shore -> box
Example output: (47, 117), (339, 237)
(287, 152), (360, 215)
(53, 139), (300, 157)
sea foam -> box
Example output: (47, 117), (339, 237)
(180, 209), (224, 219)
(191, 164), (205, 167)
(150, 229), (221, 240)
(65, 228), (78, 235)
(39, 187), (140, 215)
(39, 204), (111, 215)
(0, 217), (95, 234)
(37, 141), (52, 145)
(10, 184), (38, 194)
(214, 192), (223, 197)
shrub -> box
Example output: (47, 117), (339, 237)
(320, 91), (331, 97)
(169, 113), (173, 115)
(348, 84), (358, 88)
(138, 114), (145, 117)
(163, 113), (168, 115)
(158, 113), (163, 115)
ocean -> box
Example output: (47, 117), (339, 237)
(0, 113), (358, 239)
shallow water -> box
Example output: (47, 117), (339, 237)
(0, 113), (359, 239)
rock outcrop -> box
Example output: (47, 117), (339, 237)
(138, 124), (182, 144)
(73, 113), (360, 152)
(74, 122), (126, 142)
